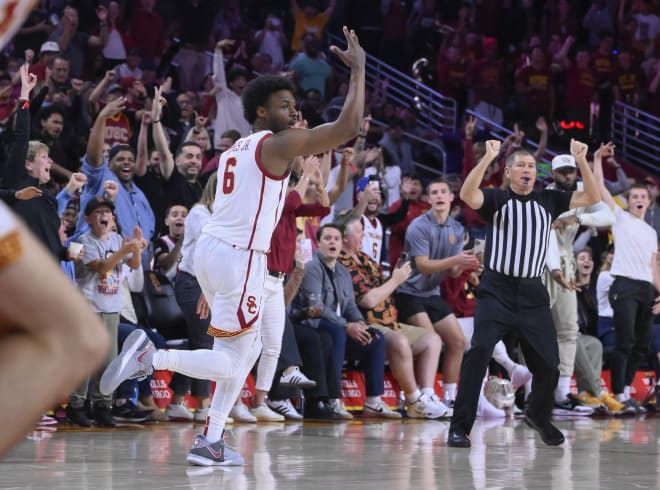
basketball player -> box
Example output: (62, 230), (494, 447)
(100, 26), (366, 466)
(0, 201), (110, 457)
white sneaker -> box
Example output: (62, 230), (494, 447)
(229, 400), (257, 423)
(166, 402), (193, 421)
(250, 403), (285, 422)
(279, 367), (317, 389)
(428, 393), (452, 418)
(328, 399), (353, 420)
(266, 399), (303, 420)
(509, 364), (533, 390)
(442, 399), (454, 418)
(193, 407), (208, 423)
(363, 399), (402, 419)
(406, 393), (446, 419)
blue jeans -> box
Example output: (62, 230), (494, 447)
(317, 318), (385, 397)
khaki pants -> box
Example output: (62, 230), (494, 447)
(574, 334), (603, 396)
(70, 312), (118, 406)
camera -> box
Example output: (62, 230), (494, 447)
(399, 252), (410, 264)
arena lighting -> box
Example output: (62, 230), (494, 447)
(559, 120), (586, 130)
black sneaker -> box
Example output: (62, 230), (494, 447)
(66, 405), (92, 427)
(112, 401), (152, 423)
(93, 405), (117, 427)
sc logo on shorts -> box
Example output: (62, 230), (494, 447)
(246, 295), (258, 314)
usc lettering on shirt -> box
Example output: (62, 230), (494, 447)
(105, 112), (132, 147)
(361, 215), (383, 263)
(203, 130), (289, 252)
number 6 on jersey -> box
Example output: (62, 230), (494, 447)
(223, 157), (237, 194)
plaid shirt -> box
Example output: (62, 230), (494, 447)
(338, 250), (400, 330)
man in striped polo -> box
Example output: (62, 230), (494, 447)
(447, 138), (600, 448)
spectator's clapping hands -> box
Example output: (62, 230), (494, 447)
(301, 154), (320, 184)
(455, 251), (480, 272)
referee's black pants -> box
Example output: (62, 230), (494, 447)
(450, 271), (559, 436)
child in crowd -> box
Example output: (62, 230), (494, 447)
(66, 197), (143, 427)
(153, 204), (188, 283)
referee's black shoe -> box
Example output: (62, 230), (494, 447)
(447, 428), (471, 448)
(524, 415), (565, 446)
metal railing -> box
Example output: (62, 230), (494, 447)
(324, 32), (457, 134)
(368, 119), (446, 176)
(611, 101), (660, 174)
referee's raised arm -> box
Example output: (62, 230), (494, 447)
(460, 140), (501, 210)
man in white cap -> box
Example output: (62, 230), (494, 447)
(29, 41), (59, 81)
(544, 153), (615, 414)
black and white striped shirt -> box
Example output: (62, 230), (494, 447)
(478, 188), (572, 278)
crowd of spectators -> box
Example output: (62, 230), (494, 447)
(0, 0), (658, 427)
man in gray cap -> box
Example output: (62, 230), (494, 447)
(544, 152), (615, 414)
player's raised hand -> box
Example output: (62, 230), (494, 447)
(329, 26), (365, 71)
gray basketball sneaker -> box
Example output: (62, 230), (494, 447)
(187, 434), (245, 466)
(100, 330), (155, 395)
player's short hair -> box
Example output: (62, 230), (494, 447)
(242, 75), (295, 124)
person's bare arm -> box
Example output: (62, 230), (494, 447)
(151, 86), (174, 180)
(87, 5), (109, 48)
(568, 139), (601, 209)
(260, 27), (365, 176)
(357, 261), (411, 309)
(459, 140), (501, 210)
(89, 70), (115, 107)
(533, 116), (549, 161)
(156, 238), (182, 271)
(86, 97), (126, 168)
(415, 252), (480, 277)
(592, 142), (617, 210)
(0, 205), (109, 457)
(135, 111), (150, 177)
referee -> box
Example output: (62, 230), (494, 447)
(447, 139), (600, 448)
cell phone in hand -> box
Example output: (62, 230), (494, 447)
(473, 239), (485, 255)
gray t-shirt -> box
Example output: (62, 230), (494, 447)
(76, 231), (126, 313)
(397, 211), (464, 297)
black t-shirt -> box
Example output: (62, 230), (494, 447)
(163, 168), (203, 211)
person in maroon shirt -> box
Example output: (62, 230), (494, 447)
(252, 156), (330, 420)
(388, 173), (430, 271)
(612, 49), (644, 106)
(561, 47), (597, 118)
(468, 37), (504, 125)
(437, 45), (469, 114)
(130, 0), (164, 66)
(515, 46), (555, 130)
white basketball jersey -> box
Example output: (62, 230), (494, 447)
(203, 130), (290, 252)
(361, 215), (383, 262)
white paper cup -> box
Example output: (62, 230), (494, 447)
(68, 242), (83, 259)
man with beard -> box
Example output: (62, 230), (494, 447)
(351, 174), (411, 265)
(152, 85), (204, 211)
(77, 97), (155, 243)
(544, 152), (614, 415)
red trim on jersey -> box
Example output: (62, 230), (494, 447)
(247, 173), (266, 250)
(237, 250), (260, 330)
(270, 180), (286, 248)
(255, 132), (290, 181)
